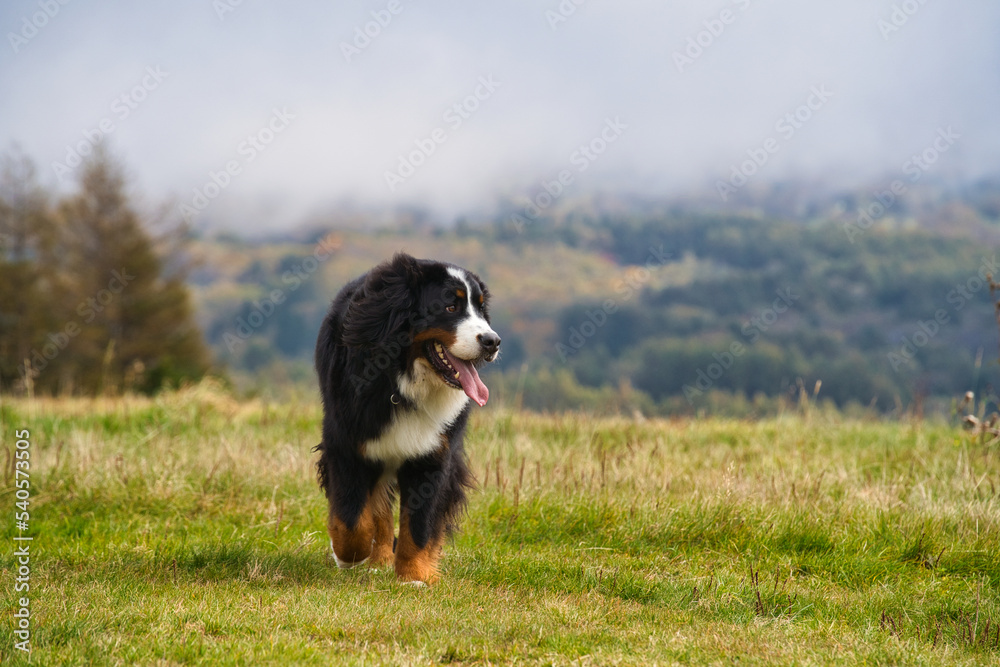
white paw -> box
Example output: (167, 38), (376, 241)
(330, 539), (370, 569)
(400, 580), (428, 588)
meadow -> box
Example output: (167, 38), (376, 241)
(1, 384), (999, 665)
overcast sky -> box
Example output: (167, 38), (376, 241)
(2, 0), (998, 231)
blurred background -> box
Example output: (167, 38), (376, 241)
(2, 0), (1000, 416)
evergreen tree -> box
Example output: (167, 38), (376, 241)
(0, 149), (70, 393)
(0, 147), (210, 395)
(58, 148), (210, 393)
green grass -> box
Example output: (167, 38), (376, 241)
(2, 384), (999, 665)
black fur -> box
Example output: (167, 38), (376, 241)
(314, 253), (493, 550)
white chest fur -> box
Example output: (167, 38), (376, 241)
(361, 359), (469, 468)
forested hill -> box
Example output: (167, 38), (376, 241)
(190, 203), (1000, 416)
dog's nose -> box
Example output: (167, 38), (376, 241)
(477, 332), (501, 354)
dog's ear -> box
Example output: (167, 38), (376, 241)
(341, 253), (422, 349)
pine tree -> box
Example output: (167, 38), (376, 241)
(0, 146), (210, 395)
(57, 147), (210, 393)
(0, 149), (69, 393)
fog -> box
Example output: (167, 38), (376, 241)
(2, 0), (997, 231)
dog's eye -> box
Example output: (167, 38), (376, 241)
(446, 305), (457, 313)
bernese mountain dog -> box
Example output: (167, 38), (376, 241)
(314, 253), (500, 585)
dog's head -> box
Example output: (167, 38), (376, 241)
(342, 253), (500, 406)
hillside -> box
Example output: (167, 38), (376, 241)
(187, 201), (1000, 416)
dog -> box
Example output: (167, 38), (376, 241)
(314, 253), (500, 585)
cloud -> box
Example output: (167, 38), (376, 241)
(1, 0), (997, 231)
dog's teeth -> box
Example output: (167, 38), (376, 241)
(454, 371), (460, 379)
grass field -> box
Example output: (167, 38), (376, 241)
(2, 384), (999, 665)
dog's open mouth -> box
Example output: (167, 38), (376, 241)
(424, 340), (490, 406)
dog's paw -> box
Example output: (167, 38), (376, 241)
(329, 539), (370, 569)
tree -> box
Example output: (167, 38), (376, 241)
(0, 148), (70, 393)
(0, 146), (210, 395)
(57, 147), (210, 393)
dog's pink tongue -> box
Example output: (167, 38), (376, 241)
(451, 357), (489, 406)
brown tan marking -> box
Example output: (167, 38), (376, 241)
(411, 327), (458, 347)
(395, 510), (444, 585)
(328, 501), (376, 566)
(456, 289), (465, 299)
(407, 327), (460, 368)
(327, 484), (396, 568)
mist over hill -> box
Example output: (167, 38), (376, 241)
(189, 175), (1000, 416)
(3, 1), (998, 232)
(4, 0), (999, 412)
(4, 142), (999, 414)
